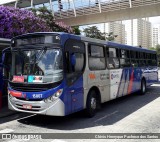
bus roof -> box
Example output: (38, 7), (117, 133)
(12, 32), (156, 54)
(107, 41), (156, 53)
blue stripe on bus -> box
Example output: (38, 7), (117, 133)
(62, 76), (84, 115)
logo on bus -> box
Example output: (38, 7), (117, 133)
(111, 74), (119, 79)
(33, 94), (43, 99)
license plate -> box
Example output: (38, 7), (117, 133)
(22, 104), (32, 109)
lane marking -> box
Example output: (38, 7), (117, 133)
(94, 111), (118, 123)
(16, 114), (36, 121)
(0, 128), (14, 133)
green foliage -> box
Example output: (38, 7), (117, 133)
(105, 32), (118, 41)
(155, 44), (160, 67)
(156, 44), (160, 58)
(149, 47), (156, 50)
(83, 26), (117, 41)
(83, 26), (105, 40)
(72, 26), (81, 35)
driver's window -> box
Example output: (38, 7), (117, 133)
(70, 53), (84, 72)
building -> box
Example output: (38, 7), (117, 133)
(152, 26), (160, 48)
(105, 21), (126, 44)
(137, 18), (152, 48)
(127, 18), (152, 48)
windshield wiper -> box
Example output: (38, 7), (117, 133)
(36, 46), (47, 63)
(32, 46), (47, 75)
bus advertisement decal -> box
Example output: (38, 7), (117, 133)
(28, 75), (43, 83)
(127, 69), (134, 94)
(89, 73), (96, 79)
(12, 76), (24, 83)
(100, 74), (107, 80)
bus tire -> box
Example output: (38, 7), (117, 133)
(86, 90), (97, 117)
(140, 79), (146, 95)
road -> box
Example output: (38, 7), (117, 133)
(0, 84), (160, 142)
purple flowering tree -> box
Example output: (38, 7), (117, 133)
(0, 6), (51, 38)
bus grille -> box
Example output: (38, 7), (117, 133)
(15, 97), (43, 101)
(10, 85), (48, 92)
(9, 81), (62, 92)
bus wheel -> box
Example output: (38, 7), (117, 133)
(140, 79), (146, 95)
(86, 90), (97, 117)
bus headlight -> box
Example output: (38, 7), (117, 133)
(9, 94), (15, 100)
(54, 89), (63, 97)
(44, 89), (63, 103)
(8, 91), (14, 100)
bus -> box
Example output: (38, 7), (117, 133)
(7, 32), (158, 117)
(0, 38), (10, 109)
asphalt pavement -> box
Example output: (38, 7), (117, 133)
(0, 83), (160, 142)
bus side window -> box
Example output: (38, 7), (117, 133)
(119, 49), (130, 68)
(88, 45), (106, 70)
(130, 51), (138, 67)
(107, 47), (119, 69)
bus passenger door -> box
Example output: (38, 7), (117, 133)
(64, 39), (85, 114)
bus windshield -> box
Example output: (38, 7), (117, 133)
(11, 48), (63, 83)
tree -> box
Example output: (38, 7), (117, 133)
(72, 26), (81, 35)
(31, 6), (73, 33)
(105, 32), (118, 41)
(0, 6), (51, 38)
(149, 47), (156, 51)
(156, 44), (160, 61)
(83, 26), (118, 41)
(83, 26), (105, 40)
(156, 44), (160, 52)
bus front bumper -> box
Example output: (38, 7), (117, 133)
(8, 96), (65, 116)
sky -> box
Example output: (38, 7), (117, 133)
(149, 16), (160, 25)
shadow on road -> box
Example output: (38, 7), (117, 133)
(17, 85), (160, 130)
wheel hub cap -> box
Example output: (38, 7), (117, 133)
(91, 97), (96, 109)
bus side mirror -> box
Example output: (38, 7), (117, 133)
(71, 54), (76, 67)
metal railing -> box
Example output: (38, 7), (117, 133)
(53, 0), (160, 19)
(2, 0), (160, 19)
